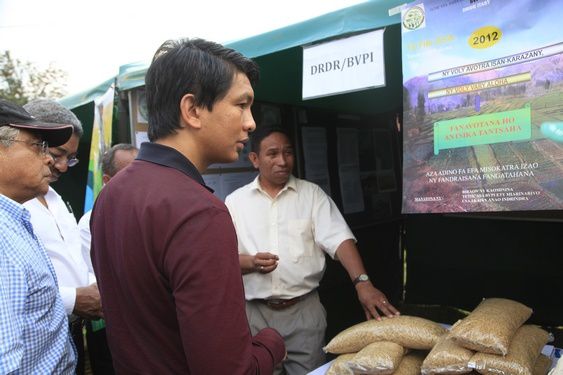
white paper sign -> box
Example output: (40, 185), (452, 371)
(302, 29), (385, 100)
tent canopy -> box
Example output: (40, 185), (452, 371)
(61, 0), (411, 114)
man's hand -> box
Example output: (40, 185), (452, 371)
(355, 281), (400, 321)
(253, 252), (279, 274)
(73, 283), (103, 320)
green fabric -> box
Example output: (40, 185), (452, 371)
(58, 77), (114, 110)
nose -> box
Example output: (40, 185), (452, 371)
(44, 153), (55, 166)
(277, 153), (288, 166)
(244, 108), (256, 133)
(54, 157), (69, 173)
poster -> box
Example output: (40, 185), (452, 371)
(401, 0), (563, 213)
(83, 84), (114, 212)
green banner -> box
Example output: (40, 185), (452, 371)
(433, 105), (531, 155)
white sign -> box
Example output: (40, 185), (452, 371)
(302, 29), (386, 100)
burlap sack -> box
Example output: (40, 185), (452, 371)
(323, 315), (447, 354)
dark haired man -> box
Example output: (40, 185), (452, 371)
(91, 38), (285, 374)
(0, 99), (76, 373)
(226, 127), (400, 375)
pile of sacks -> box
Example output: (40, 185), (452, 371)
(323, 315), (447, 374)
(422, 298), (552, 375)
(322, 298), (553, 375)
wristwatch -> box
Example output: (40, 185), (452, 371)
(353, 273), (370, 286)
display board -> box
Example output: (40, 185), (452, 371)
(401, 0), (563, 213)
(299, 109), (402, 228)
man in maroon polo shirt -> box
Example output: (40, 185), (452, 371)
(90, 38), (286, 374)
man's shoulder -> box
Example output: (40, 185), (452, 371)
(225, 180), (255, 201)
(78, 210), (92, 227)
(292, 176), (325, 194)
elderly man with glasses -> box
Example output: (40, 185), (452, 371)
(0, 99), (77, 373)
(22, 99), (103, 375)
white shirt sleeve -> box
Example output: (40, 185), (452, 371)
(78, 210), (94, 275)
(59, 286), (77, 316)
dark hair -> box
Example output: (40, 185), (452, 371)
(250, 126), (291, 154)
(145, 38), (260, 141)
(102, 143), (138, 176)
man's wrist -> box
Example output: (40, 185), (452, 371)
(352, 273), (370, 286)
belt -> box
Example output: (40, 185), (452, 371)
(256, 295), (306, 310)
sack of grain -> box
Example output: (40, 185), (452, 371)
(346, 341), (405, 374)
(533, 354), (552, 375)
(394, 351), (427, 375)
(468, 325), (551, 375)
(323, 315), (447, 354)
(449, 298), (532, 355)
(421, 334), (474, 374)
(326, 353), (356, 375)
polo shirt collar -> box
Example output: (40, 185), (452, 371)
(136, 142), (211, 191)
(252, 174), (297, 195)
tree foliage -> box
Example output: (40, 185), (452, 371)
(0, 50), (68, 105)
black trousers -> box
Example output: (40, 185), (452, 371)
(69, 319), (85, 375)
(85, 321), (115, 375)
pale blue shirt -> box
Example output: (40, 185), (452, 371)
(0, 194), (76, 374)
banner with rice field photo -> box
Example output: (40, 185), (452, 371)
(401, 0), (563, 213)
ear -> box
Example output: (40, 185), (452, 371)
(102, 174), (111, 185)
(179, 94), (202, 130)
(248, 152), (259, 169)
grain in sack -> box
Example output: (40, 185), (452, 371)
(323, 315), (447, 354)
(468, 324), (551, 375)
(346, 341), (405, 374)
(449, 298), (532, 355)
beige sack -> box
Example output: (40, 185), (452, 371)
(394, 351), (427, 375)
(469, 324), (551, 375)
(326, 353), (356, 375)
(449, 298), (532, 355)
(346, 341), (405, 374)
(421, 334), (474, 374)
(323, 315), (447, 354)
(533, 354), (552, 375)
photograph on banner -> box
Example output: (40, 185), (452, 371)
(401, 0), (563, 213)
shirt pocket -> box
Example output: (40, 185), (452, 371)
(288, 219), (314, 261)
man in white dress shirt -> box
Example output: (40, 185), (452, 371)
(225, 127), (400, 375)
(23, 99), (102, 375)
(78, 143), (138, 274)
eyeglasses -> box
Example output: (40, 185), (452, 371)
(51, 153), (79, 167)
(5, 139), (50, 155)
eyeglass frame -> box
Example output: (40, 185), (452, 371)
(2, 139), (50, 155)
(50, 152), (79, 167)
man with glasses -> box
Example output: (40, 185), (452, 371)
(0, 99), (77, 373)
(22, 99), (103, 375)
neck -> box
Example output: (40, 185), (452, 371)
(259, 175), (287, 199)
(156, 134), (207, 173)
(37, 194), (48, 208)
